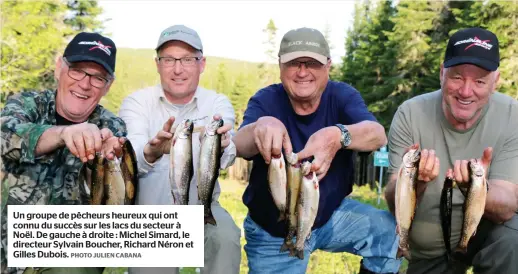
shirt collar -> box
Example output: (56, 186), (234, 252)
(158, 84), (201, 109)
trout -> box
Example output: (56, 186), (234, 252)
(197, 117), (224, 226)
(78, 154), (106, 205)
(455, 159), (487, 254)
(293, 161), (319, 260)
(440, 169), (455, 258)
(268, 151), (288, 222)
(280, 152), (301, 253)
(77, 140), (139, 205)
(395, 143), (421, 260)
(104, 157), (126, 205)
(169, 119), (194, 205)
(119, 140), (139, 205)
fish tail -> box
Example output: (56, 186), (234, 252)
(205, 213), (217, 226)
(398, 248), (411, 260)
(295, 249), (304, 260)
(454, 244), (467, 255)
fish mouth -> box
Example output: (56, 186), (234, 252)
(404, 149), (421, 167)
(206, 118), (224, 134)
(468, 160), (484, 177)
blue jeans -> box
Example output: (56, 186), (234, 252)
(244, 197), (402, 274)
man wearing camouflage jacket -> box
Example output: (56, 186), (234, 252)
(1, 32), (127, 274)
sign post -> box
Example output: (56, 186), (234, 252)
(373, 146), (389, 205)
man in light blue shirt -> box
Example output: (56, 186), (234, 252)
(119, 24), (241, 274)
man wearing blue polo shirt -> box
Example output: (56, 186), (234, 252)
(233, 27), (401, 274)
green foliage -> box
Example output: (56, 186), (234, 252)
(340, 0), (518, 130)
(0, 0), (108, 107)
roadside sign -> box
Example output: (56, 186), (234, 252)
(374, 151), (389, 167)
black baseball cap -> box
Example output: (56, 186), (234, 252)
(63, 32), (117, 76)
(443, 27), (499, 71)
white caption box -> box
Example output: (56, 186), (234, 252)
(7, 205), (204, 268)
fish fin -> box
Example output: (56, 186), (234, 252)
(454, 245), (467, 255)
(295, 249), (304, 260)
(288, 247), (296, 257)
(277, 212), (286, 222)
(402, 249), (412, 260)
(279, 242), (291, 253)
(205, 214), (217, 226)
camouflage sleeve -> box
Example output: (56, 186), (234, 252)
(0, 92), (53, 163)
(98, 107), (128, 138)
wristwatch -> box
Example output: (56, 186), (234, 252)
(334, 124), (351, 149)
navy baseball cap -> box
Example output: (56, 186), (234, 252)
(63, 32), (117, 76)
(443, 27), (499, 71)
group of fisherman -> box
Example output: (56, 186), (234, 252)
(1, 22), (517, 274)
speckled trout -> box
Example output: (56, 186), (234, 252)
(197, 117), (224, 226)
(268, 152), (288, 222)
(395, 144), (420, 260)
(455, 159), (487, 254)
(169, 119), (194, 205)
(280, 152), (301, 253)
(104, 157), (126, 205)
(293, 161), (319, 260)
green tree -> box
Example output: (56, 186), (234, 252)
(1, 0), (67, 104)
(258, 19), (279, 86)
(64, 0), (105, 33)
(0, 0), (107, 106)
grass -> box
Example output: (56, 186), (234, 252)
(103, 180), (410, 274)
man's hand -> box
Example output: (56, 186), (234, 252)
(144, 116), (175, 163)
(453, 147), (492, 185)
(59, 122), (115, 163)
(253, 116), (293, 165)
(296, 126), (342, 181)
(417, 148), (440, 183)
(102, 136), (127, 160)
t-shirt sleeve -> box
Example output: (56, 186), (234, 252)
(387, 103), (415, 175)
(488, 105), (518, 184)
(239, 90), (269, 130)
(341, 87), (378, 124)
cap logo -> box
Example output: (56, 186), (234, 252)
(287, 40), (321, 48)
(78, 41), (112, 56)
(162, 30), (195, 37)
(454, 36), (493, 51)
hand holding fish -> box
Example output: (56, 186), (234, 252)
(416, 148), (440, 183)
(144, 116), (175, 163)
(59, 122), (116, 163)
(296, 126), (342, 181)
(453, 147), (492, 186)
(253, 116), (293, 165)
(198, 114), (232, 150)
(101, 136), (127, 160)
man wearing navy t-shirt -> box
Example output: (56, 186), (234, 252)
(233, 27), (402, 274)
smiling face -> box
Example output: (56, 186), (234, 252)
(156, 40), (205, 104)
(279, 57), (330, 104)
(440, 63), (500, 130)
(55, 57), (113, 123)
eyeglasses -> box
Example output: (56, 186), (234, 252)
(62, 58), (111, 88)
(157, 56), (202, 67)
(67, 68), (111, 88)
(284, 60), (326, 71)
